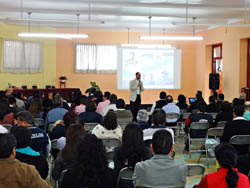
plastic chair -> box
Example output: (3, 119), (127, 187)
(102, 138), (121, 151)
(117, 167), (134, 188)
(84, 123), (98, 132)
(216, 121), (227, 128)
(2, 124), (12, 132)
(187, 164), (205, 179)
(229, 135), (250, 145)
(34, 118), (45, 129)
(206, 113), (218, 120)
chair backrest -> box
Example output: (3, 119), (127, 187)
(180, 109), (187, 115)
(2, 124), (12, 132)
(206, 127), (224, 138)
(58, 169), (68, 186)
(106, 150), (114, 162)
(48, 123), (56, 134)
(187, 164), (205, 178)
(229, 135), (250, 145)
(51, 139), (58, 150)
(182, 113), (191, 120)
(119, 122), (128, 130)
(217, 121), (227, 128)
(34, 118), (44, 127)
(102, 138), (121, 151)
(165, 113), (180, 120)
(206, 113), (218, 119)
(117, 167), (134, 188)
(190, 122), (209, 130)
(84, 123), (98, 132)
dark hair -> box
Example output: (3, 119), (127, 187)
(233, 105), (244, 117)
(85, 101), (97, 112)
(152, 130), (173, 155)
(72, 134), (109, 186)
(53, 94), (62, 107)
(196, 93), (204, 102)
(7, 95), (16, 105)
(232, 98), (240, 108)
(220, 101), (232, 112)
(17, 111), (34, 125)
(197, 101), (207, 113)
(215, 143), (239, 188)
(29, 98), (43, 118)
(218, 93), (224, 101)
(166, 95), (173, 103)
(43, 98), (53, 109)
(104, 92), (111, 100)
(119, 123), (148, 168)
(116, 98), (126, 109)
(11, 126), (31, 148)
(177, 94), (186, 104)
(62, 124), (85, 163)
(209, 96), (216, 104)
(102, 110), (118, 130)
(0, 133), (16, 158)
(0, 101), (10, 121)
(159, 92), (167, 99)
(13, 91), (23, 100)
(63, 110), (78, 129)
(110, 94), (117, 104)
(152, 109), (166, 126)
(197, 90), (202, 97)
(136, 72), (140, 76)
(79, 96), (87, 105)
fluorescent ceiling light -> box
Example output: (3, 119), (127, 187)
(140, 36), (203, 41)
(121, 43), (176, 49)
(18, 32), (88, 39)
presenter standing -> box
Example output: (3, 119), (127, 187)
(130, 72), (144, 122)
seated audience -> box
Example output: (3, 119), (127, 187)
(137, 109), (150, 130)
(221, 105), (250, 155)
(214, 101), (233, 126)
(0, 133), (50, 187)
(216, 93), (225, 108)
(0, 100), (15, 125)
(162, 95), (180, 125)
(7, 95), (20, 116)
(42, 98), (53, 120)
(74, 95), (87, 115)
(17, 111), (49, 156)
(61, 134), (116, 188)
(29, 98), (44, 118)
(79, 101), (103, 124)
(195, 143), (250, 188)
(206, 96), (219, 113)
(96, 91), (111, 114)
(92, 110), (122, 141)
(13, 91), (25, 109)
(116, 98), (133, 122)
(243, 102), (250, 121)
(102, 94), (118, 116)
(176, 94), (188, 110)
(11, 126), (49, 179)
(188, 92), (205, 113)
(45, 94), (68, 126)
(150, 91), (167, 114)
(133, 130), (186, 187)
(113, 123), (152, 174)
(52, 124), (85, 180)
(143, 109), (174, 143)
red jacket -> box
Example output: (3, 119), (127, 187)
(197, 168), (250, 188)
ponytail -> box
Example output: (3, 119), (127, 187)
(225, 168), (239, 188)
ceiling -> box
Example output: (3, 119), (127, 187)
(0, 0), (250, 33)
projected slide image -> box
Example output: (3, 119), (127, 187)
(121, 49), (176, 89)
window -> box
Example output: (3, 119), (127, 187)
(75, 44), (117, 73)
(2, 39), (42, 73)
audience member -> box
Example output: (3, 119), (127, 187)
(61, 134), (116, 188)
(0, 100), (15, 125)
(195, 143), (250, 188)
(221, 105), (250, 155)
(214, 101), (233, 126)
(0, 133), (50, 187)
(29, 98), (44, 118)
(216, 93), (224, 108)
(96, 91), (111, 114)
(162, 95), (180, 124)
(7, 95), (20, 116)
(150, 91), (167, 114)
(133, 130), (186, 187)
(17, 111), (49, 156)
(113, 123), (152, 174)
(42, 98), (53, 120)
(13, 91), (25, 109)
(11, 126), (49, 179)
(79, 101), (103, 123)
(116, 98), (133, 122)
(244, 103), (250, 121)
(206, 96), (219, 113)
(137, 109), (150, 130)
(176, 94), (188, 110)
(102, 94), (118, 116)
(92, 110), (122, 141)
(52, 124), (85, 180)
(188, 93), (205, 112)
(74, 95), (87, 115)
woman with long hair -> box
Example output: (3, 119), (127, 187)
(28, 98), (44, 118)
(52, 124), (85, 180)
(113, 123), (152, 174)
(61, 134), (116, 188)
(196, 143), (250, 188)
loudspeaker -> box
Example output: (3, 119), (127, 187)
(209, 73), (220, 90)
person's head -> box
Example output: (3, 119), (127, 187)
(103, 91), (111, 101)
(7, 95), (16, 106)
(29, 98), (43, 117)
(72, 134), (108, 184)
(152, 109), (166, 126)
(209, 96), (216, 104)
(196, 90), (202, 97)
(177, 94), (186, 104)
(42, 98), (53, 111)
(121, 123), (148, 167)
(220, 101), (232, 113)
(116, 98), (126, 109)
(63, 110), (78, 129)
(102, 110), (118, 130)
(218, 93), (225, 101)
(79, 95), (87, 105)
(53, 94), (63, 107)
(0, 101), (10, 120)
(233, 105), (244, 118)
(109, 94), (117, 104)
(215, 143), (239, 188)
(13, 91), (23, 100)
(232, 98), (240, 108)
(85, 101), (97, 112)
(11, 126), (31, 149)
(159, 92), (167, 100)
(137, 109), (149, 123)
(213, 91), (218, 99)
(17, 111), (34, 126)
(135, 72), (141, 80)
(151, 130), (173, 155)
(0, 133), (16, 159)
(166, 95), (173, 103)
(196, 93), (203, 102)
(197, 101), (207, 113)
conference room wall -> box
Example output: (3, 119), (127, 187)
(0, 24), (57, 90)
(56, 29), (198, 104)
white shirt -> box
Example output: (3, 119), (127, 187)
(0, 125), (8, 133)
(101, 104), (118, 116)
(162, 103), (180, 123)
(92, 124), (123, 141)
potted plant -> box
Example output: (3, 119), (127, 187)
(85, 82), (100, 95)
